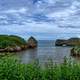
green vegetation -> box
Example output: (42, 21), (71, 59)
(0, 55), (80, 80)
(0, 35), (27, 48)
(0, 35), (37, 51)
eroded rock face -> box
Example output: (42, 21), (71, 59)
(55, 39), (67, 46)
(27, 36), (38, 48)
(55, 38), (80, 46)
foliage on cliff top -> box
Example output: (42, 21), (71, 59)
(0, 35), (27, 48)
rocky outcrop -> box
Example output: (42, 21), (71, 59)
(71, 47), (80, 57)
(0, 46), (22, 52)
(27, 36), (37, 48)
(0, 35), (38, 52)
(55, 37), (80, 46)
(55, 39), (67, 46)
(66, 38), (80, 46)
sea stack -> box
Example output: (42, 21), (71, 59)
(27, 36), (37, 48)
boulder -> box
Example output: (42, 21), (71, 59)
(5, 47), (14, 52)
(27, 36), (37, 48)
(0, 48), (6, 52)
(14, 46), (22, 52)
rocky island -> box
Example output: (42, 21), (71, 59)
(0, 35), (37, 52)
(55, 38), (80, 46)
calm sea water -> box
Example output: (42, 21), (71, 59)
(16, 40), (79, 64)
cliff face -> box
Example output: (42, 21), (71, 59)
(55, 38), (80, 46)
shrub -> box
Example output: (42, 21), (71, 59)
(0, 40), (16, 48)
(0, 35), (27, 48)
(0, 55), (80, 80)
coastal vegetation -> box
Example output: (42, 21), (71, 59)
(0, 35), (27, 48)
(0, 55), (80, 80)
(0, 35), (37, 52)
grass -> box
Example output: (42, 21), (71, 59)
(0, 55), (80, 80)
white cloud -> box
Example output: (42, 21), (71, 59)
(1, 22), (80, 34)
(46, 0), (80, 28)
(0, 21), (80, 39)
(0, 0), (80, 39)
(2, 8), (27, 14)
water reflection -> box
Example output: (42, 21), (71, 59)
(16, 48), (38, 63)
(16, 41), (73, 64)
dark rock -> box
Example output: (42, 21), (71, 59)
(55, 37), (80, 46)
(27, 36), (37, 48)
(55, 39), (67, 46)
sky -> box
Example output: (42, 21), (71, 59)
(0, 0), (80, 40)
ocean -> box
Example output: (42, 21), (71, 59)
(16, 40), (79, 64)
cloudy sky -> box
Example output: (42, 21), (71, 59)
(0, 0), (80, 40)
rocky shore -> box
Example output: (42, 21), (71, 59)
(0, 35), (37, 52)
